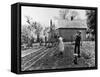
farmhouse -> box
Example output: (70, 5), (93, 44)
(55, 19), (87, 41)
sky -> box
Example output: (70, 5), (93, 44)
(21, 6), (87, 27)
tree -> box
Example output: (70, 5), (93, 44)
(34, 22), (43, 42)
(25, 16), (43, 42)
(21, 25), (29, 44)
(43, 27), (49, 36)
(21, 25), (34, 46)
(86, 10), (96, 35)
(24, 16), (36, 46)
(22, 25), (30, 38)
(59, 9), (79, 20)
(70, 10), (78, 20)
(25, 16), (32, 24)
(59, 9), (69, 19)
(25, 16), (36, 31)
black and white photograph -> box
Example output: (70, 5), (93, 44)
(21, 5), (97, 71)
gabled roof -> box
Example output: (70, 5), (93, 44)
(55, 19), (87, 29)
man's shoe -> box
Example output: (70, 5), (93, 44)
(73, 59), (78, 65)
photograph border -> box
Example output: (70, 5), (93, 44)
(13, 2), (98, 74)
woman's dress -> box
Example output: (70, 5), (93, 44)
(58, 37), (64, 52)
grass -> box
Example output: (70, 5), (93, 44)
(21, 41), (95, 71)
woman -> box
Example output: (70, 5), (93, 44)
(58, 36), (64, 57)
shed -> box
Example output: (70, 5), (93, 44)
(55, 19), (87, 41)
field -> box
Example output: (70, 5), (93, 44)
(21, 41), (95, 71)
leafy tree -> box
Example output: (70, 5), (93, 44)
(25, 16), (32, 24)
(34, 22), (43, 42)
(59, 9), (78, 20)
(25, 16), (43, 42)
(86, 10), (96, 35)
(43, 27), (49, 36)
(21, 25), (29, 44)
(21, 25), (33, 46)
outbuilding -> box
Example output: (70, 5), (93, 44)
(56, 19), (87, 41)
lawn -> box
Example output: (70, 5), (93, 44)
(21, 41), (95, 71)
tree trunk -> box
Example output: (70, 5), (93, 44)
(37, 34), (40, 42)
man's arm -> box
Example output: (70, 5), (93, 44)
(80, 35), (82, 46)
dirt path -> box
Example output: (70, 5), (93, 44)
(21, 42), (95, 71)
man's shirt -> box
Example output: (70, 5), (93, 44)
(75, 34), (81, 45)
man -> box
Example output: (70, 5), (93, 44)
(73, 31), (82, 64)
(74, 31), (82, 58)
